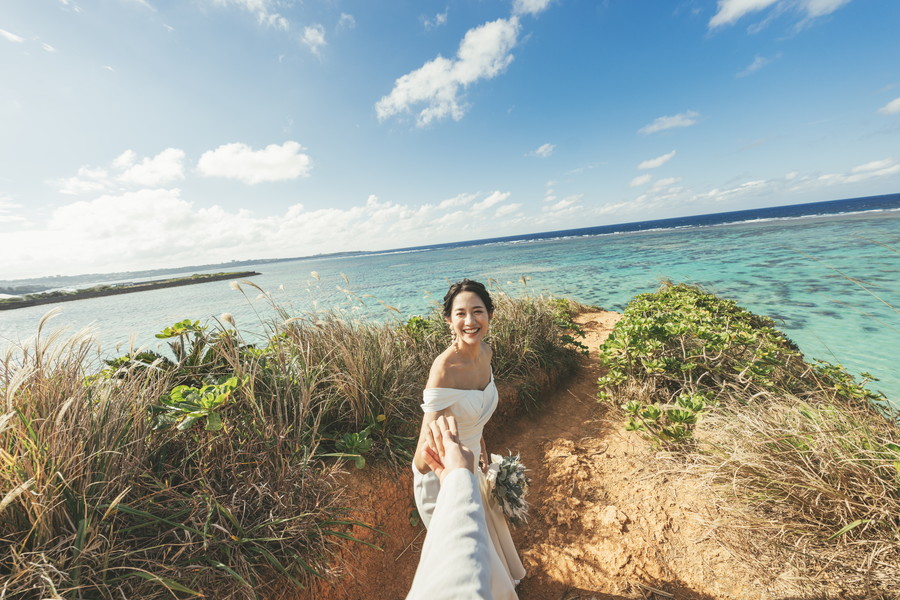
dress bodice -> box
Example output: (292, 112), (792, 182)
(421, 376), (498, 464)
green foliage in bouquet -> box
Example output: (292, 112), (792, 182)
(487, 453), (530, 526)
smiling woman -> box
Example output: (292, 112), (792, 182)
(411, 278), (526, 599)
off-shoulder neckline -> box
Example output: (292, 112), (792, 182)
(424, 373), (494, 393)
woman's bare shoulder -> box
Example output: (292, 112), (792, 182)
(426, 347), (456, 388)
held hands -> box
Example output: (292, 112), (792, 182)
(420, 415), (475, 484)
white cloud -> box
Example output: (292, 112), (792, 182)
(56, 167), (110, 195)
(472, 190), (510, 211)
(495, 203), (521, 217)
(0, 29), (25, 43)
(637, 150), (676, 169)
(424, 10), (448, 30)
(123, 0), (155, 9)
(818, 158), (900, 184)
(6, 190), (520, 278)
(338, 13), (356, 30)
(878, 97), (900, 115)
(851, 159), (893, 173)
(376, 17), (520, 127)
(709, 0), (779, 28)
(709, 0), (852, 29)
(113, 150), (136, 170)
(209, 0), (289, 30)
(0, 196), (24, 223)
(513, 0), (554, 17)
(639, 111), (699, 135)
(737, 53), (780, 77)
(197, 141), (313, 184)
(653, 177), (683, 188)
(438, 192), (476, 209)
(543, 194), (582, 212)
(302, 25), (326, 55)
(630, 174), (652, 187)
(54, 149), (185, 194)
(118, 148), (185, 186)
(529, 143), (555, 158)
(803, 0), (853, 18)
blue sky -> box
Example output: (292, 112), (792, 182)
(1, 0), (898, 279)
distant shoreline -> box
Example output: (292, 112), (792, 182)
(0, 272), (260, 311)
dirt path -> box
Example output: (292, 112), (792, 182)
(309, 311), (784, 600)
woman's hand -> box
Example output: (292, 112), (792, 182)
(480, 436), (489, 474)
(413, 410), (447, 474)
(421, 415), (474, 484)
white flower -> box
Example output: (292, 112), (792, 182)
(486, 461), (500, 485)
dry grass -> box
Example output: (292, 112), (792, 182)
(599, 283), (900, 597)
(1, 286), (586, 599)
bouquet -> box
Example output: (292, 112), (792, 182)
(485, 453), (530, 526)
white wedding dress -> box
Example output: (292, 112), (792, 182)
(412, 373), (526, 599)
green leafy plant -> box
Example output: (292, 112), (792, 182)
(150, 375), (243, 431)
(597, 282), (886, 445)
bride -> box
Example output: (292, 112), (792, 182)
(411, 279), (526, 599)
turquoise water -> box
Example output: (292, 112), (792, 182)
(2, 210), (898, 402)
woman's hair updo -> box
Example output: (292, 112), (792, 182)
(442, 279), (494, 318)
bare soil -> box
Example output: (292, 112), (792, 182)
(300, 311), (805, 600)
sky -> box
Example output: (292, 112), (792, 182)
(1, 0), (899, 280)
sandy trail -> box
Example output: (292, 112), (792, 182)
(310, 311), (777, 600)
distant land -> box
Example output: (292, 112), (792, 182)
(1, 192), (897, 294)
(0, 272), (260, 310)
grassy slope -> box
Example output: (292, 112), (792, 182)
(0, 285), (587, 600)
(598, 282), (900, 594)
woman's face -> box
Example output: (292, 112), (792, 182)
(446, 291), (491, 346)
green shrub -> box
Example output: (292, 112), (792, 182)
(597, 282), (900, 591)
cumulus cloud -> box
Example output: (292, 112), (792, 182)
(630, 174), (652, 187)
(376, 17), (520, 127)
(878, 97), (900, 115)
(302, 24), (326, 55)
(197, 141), (313, 184)
(637, 150), (676, 169)
(709, 0), (852, 30)
(513, 0), (554, 16)
(0, 28), (25, 43)
(639, 111), (699, 135)
(0, 187), (536, 278)
(118, 148), (185, 186)
(529, 143), (555, 158)
(54, 149), (184, 194)
(472, 191), (510, 211)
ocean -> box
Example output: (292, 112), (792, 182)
(2, 193), (899, 402)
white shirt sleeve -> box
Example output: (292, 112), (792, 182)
(406, 468), (492, 600)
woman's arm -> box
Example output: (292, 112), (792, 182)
(413, 409), (448, 473)
(479, 436), (488, 473)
